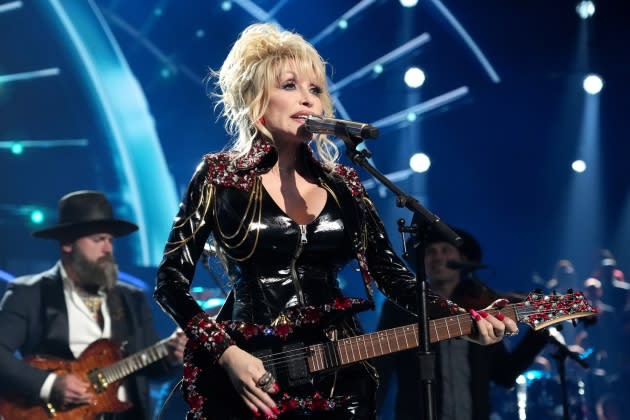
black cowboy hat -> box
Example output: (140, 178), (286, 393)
(406, 214), (483, 262)
(32, 190), (138, 242)
(423, 226), (483, 263)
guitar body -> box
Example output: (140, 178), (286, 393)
(184, 326), (342, 419)
(0, 339), (132, 420)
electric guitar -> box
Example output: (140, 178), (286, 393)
(182, 292), (596, 419)
(0, 337), (172, 420)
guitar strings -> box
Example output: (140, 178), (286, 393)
(252, 300), (593, 372)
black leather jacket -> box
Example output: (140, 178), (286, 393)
(154, 138), (452, 347)
(153, 139), (459, 418)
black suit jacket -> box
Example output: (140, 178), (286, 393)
(0, 262), (177, 419)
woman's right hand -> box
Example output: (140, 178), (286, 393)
(218, 345), (280, 418)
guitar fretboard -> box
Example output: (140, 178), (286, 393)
(98, 338), (170, 383)
(306, 306), (518, 373)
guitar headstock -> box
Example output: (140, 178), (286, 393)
(515, 291), (597, 331)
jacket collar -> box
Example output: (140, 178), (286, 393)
(232, 136), (277, 171)
(232, 136), (322, 173)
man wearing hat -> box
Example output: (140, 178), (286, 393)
(0, 190), (186, 420)
(375, 221), (549, 420)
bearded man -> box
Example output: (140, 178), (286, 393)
(0, 190), (186, 420)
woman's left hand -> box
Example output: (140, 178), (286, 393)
(465, 301), (519, 345)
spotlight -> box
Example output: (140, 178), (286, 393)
(373, 64), (384, 75)
(576, 1), (595, 19)
(583, 74), (603, 94)
(160, 68), (172, 79)
(30, 209), (45, 225)
(10, 142), (23, 155)
(337, 19), (348, 30)
(410, 153), (431, 173)
(572, 160), (587, 173)
(221, 1), (232, 12)
(404, 67), (425, 88)
(400, 0), (419, 7)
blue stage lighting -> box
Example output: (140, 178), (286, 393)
(576, 1), (595, 19)
(30, 209), (45, 224)
(583, 74), (603, 94)
(409, 153), (431, 173)
(400, 0), (419, 7)
(572, 160), (587, 173)
(404, 67), (425, 88)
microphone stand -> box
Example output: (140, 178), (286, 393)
(547, 333), (589, 420)
(341, 134), (461, 420)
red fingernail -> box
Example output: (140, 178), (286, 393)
(272, 406), (281, 415)
(272, 383), (280, 393)
(478, 310), (489, 318)
(469, 309), (481, 321)
(496, 312), (505, 321)
(251, 408), (259, 416)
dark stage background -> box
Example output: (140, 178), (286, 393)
(1, 1), (628, 419)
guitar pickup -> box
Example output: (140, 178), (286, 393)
(254, 342), (310, 388)
(88, 369), (109, 392)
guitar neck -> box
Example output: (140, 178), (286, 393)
(97, 337), (171, 383)
(307, 306), (517, 372)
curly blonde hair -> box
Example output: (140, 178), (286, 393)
(209, 23), (339, 166)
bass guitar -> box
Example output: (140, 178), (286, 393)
(0, 337), (172, 420)
(182, 291), (596, 418)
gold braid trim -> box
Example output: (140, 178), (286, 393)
(214, 176), (260, 242)
(214, 177), (264, 262)
(320, 180), (340, 207)
(164, 182), (215, 255)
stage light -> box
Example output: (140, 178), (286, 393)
(10, 142), (23, 155)
(221, 1), (232, 12)
(409, 153), (431, 173)
(572, 160), (587, 173)
(195, 29), (205, 38)
(400, 0), (419, 7)
(0, 269), (16, 283)
(160, 68), (172, 79)
(153, 7), (163, 17)
(404, 67), (425, 88)
(583, 74), (603, 94)
(576, 1), (595, 19)
(406, 112), (417, 122)
(338, 19), (348, 30)
(30, 209), (45, 225)
(373, 64), (384, 75)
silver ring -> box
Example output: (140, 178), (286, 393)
(255, 371), (274, 389)
(505, 330), (520, 337)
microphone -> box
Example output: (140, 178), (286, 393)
(304, 115), (380, 140)
(446, 260), (488, 272)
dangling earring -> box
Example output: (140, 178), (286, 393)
(259, 116), (266, 126)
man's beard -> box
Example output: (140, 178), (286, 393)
(70, 248), (118, 292)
